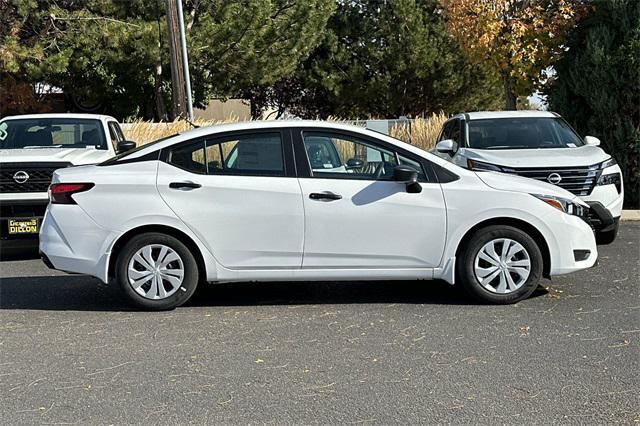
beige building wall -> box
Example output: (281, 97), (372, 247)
(194, 99), (251, 121)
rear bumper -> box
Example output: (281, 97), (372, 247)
(39, 204), (115, 282)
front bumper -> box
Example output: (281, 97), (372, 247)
(547, 213), (598, 276)
(0, 199), (48, 249)
(581, 201), (619, 245)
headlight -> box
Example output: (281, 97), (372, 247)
(467, 159), (513, 173)
(597, 172), (622, 193)
(599, 157), (617, 169)
(531, 194), (588, 216)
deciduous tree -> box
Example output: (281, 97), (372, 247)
(442, 0), (588, 110)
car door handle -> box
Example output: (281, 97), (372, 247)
(169, 181), (202, 190)
(309, 191), (342, 201)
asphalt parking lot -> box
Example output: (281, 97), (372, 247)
(1, 224), (638, 424)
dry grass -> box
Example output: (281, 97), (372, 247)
(123, 113), (448, 153)
(389, 112), (447, 151)
(122, 118), (239, 145)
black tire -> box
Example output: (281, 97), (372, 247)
(456, 225), (543, 304)
(115, 232), (199, 310)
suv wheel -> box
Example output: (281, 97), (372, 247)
(457, 226), (543, 304)
(115, 233), (199, 310)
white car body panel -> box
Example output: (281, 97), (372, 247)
(39, 120), (598, 290)
(298, 178), (446, 268)
(454, 145), (609, 168)
(156, 161), (305, 269)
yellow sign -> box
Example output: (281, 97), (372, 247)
(8, 219), (38, 235)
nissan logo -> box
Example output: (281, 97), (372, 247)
(13, 171), (30, 184)
(547, 173), (562, 185)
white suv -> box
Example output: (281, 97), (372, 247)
(434, 111), (623, 244)
(0, 113), (134, 250)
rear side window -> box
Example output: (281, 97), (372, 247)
(168, 132), (285, 176)
(169, 141), (207, 174)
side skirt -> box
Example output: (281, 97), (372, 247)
(210, 267), (435, 284)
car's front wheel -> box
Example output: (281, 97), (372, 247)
(115, 232), (199, 310)
(457, 225), (543, 304)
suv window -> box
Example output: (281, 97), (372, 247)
(168, 132), (285, 176)
(107, 122), (124, 150)
(467, 118), (585, 149)
(439, 119), (461, 145)
(302, 131), (399, 180)
(0, 118), (107, 149)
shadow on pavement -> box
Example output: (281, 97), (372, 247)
(0, 247), (41, 261)
(0, 273), (549, 312)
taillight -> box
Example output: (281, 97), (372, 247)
(49, 183), (95, 204)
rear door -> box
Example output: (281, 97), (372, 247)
(294, 129), (447, 269)
(157, 130), (304, 269)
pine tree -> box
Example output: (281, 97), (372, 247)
(545, 0), (640, 208)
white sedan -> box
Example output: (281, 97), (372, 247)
(39, 121), (597, 310)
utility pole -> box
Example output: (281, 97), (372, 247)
(165, 0), (187, 119)
(176, 0), (194, 121)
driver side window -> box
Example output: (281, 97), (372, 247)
(302, 132), (397, 180)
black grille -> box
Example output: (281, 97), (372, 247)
(508, 165), (601, 196)
(0, 162), (70, 193)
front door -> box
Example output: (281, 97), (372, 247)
(157, 130), (304, 269)
(295, 130), (447, 269)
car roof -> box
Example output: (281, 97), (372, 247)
(451, 111), (557, 121)
(0, 113), (117, 122)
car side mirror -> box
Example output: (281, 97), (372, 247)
(393, 165), (422, 193)
(345, 158), (364, 169)
(436, 139), (457, 156)
(584, 136), (600, 146)
(117, 140), (136, 154)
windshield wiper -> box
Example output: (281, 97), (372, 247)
(23, 145), (64, 149)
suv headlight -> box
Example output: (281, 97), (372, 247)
(531, 194), (588, 217)
(599, 157), (617, 169)
(467, 159), (513, 173)
(595, 157), (622, 193)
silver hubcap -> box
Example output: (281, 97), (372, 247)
(474, 238), (531, 294)
(127, 244), (184, 300)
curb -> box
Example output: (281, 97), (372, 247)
(621, 210), (640, 221)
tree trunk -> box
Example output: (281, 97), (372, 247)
(501, 71), (517, 111)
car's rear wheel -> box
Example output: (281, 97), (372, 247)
(115, 233), (199, 310)
(457, 225), (543, 304)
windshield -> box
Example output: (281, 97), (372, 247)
(0, 118), (107, 150)
(467, 117), (584, 150)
